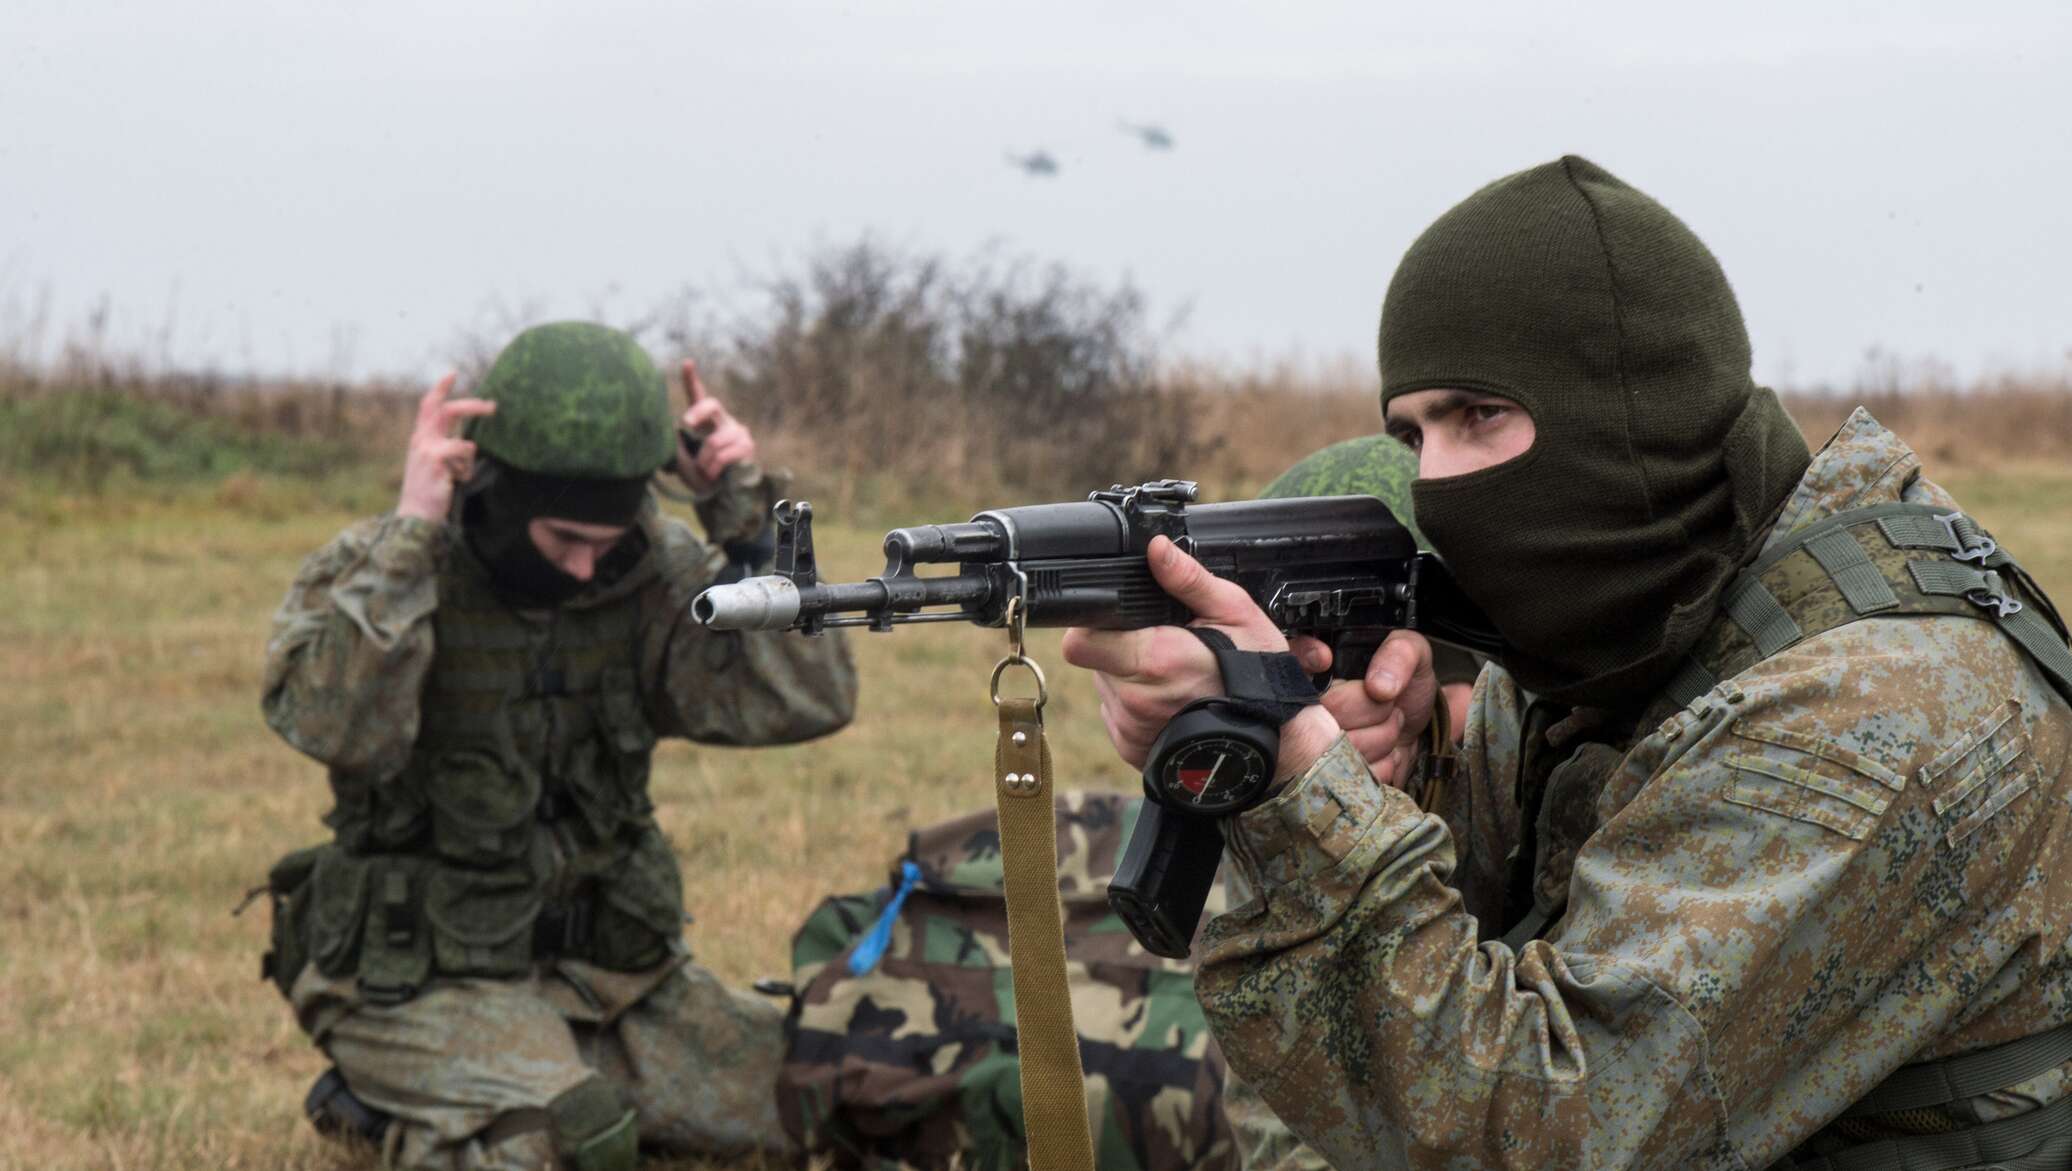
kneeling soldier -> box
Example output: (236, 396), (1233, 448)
(259, 322), (857, 1169)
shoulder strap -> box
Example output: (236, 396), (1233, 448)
(1840, 1021), (2072, 1119)
(1664, 503), (2072, 710)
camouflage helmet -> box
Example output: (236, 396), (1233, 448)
(466, 322), (676, 479)
(1261, 435), (1488, 688)
(1258, 433), (1427, 547)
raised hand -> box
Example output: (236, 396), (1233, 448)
(675, 358), (757, 490)
(396, 373), (496, 522)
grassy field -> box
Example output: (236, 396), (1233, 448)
(2, 459), (2069, 1170)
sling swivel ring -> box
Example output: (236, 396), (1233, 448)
(990, 594), (1049, 710)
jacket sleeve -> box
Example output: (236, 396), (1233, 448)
(689, 460), (781, 554)
(1196, 616), (2069, 1171)
(636, 513), (857, 745)
(261, 515), (443, 776)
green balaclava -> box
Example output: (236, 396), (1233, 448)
(1379, 156), (1810, 709)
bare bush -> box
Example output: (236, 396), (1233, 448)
(8, 258), (2066, 508)
(716, 241), (1212, 504)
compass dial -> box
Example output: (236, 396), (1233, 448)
(1153, 734), (1272, 816)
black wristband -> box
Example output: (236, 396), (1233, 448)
(1187, 628), (1321, 724)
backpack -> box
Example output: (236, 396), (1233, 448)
(775, 791), (1241, 1171)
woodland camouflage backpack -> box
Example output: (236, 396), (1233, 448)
(775, 791), (1241, 1171)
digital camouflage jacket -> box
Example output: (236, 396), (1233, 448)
(262, 481), (857, 1028)
(1196, 411), (2072, 1169)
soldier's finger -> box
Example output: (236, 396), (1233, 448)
(1346, 703), (1404, 747)
(682, 358), (708, 405)
(682, 398), (723, 431)
(1319, 679), (1387, 729)
(429, 438), (475, 473)
(1365, 630), (1433, 703)
(1370, 749), (1404, 791)
(1346, 724), (1402, 777)
(1062, 626), (1153, 680)
(1286, 635), (1333, 675)
(1066, 625), (1210, 685)
(1145, 536), (1268, 636)
(414, 372), (458, 432)
(1089, 675), (1149, 761)
(437, 397), (497, 434)
(703, 430), (752, 461)
(1385, 743), (1420, 789)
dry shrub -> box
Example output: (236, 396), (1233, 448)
(6, 268), (2065, 508)
(1782, 384), (2072, 470)
(1176, 356), (2072, 496)
(1169, 355), (1385, 494)
(715, 241), (1212, 507)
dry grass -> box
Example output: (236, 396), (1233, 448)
(0, 483), (1134, 1171)
(4, 337), (2071, 1169)
(3, 448), (2069, 1169)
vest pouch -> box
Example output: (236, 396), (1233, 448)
(597, 673), (658, 812)
(554, 679), (659, 845)
(587, 825), (686, 972)
(261, 844), (326, 999)
(357, 858), (433, 1005)
(303, 847), (373, 982)
(424, 749), (540, 868)
(425, 864), (544, 978)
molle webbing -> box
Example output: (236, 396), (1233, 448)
(1660, 505), (2072, 1170)
(1840, 1022), (2072, 1120)
(1773, 1088), (2072, 1171)
(415, 557), (644, 745)
(1665, 502), (2072, 710)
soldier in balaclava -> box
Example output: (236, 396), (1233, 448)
(1065, 158), (2072, 1169)
(258, 322), (857, 1170)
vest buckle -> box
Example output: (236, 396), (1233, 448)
(1965, 585), (2025, 619)
(1938, 511), (1999, 565)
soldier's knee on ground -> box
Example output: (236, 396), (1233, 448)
(548, 1077), (639, 1171)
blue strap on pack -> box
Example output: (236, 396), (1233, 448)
(847, 860), (923, 976)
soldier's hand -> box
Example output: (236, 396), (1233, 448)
(1290, 629), (1438, 789)
(1063, 536), (1340, 784)
(676, 358), (757, 490)
(397, 373), (495, 522)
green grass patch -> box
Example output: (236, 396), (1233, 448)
(0, 387), (371, 488)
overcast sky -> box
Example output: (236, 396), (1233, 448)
(5, 0), (2070, 388)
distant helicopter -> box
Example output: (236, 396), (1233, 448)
(1006, 150), (1060, 177)
(1118, 121), (1174, 150)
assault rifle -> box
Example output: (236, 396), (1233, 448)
(692, 479), (1503, 956)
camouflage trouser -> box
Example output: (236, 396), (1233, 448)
(318, 962), (790, 1170)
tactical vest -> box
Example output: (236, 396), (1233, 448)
(1496, 503), (2072, 1171)
(265, 532), (687, 1007)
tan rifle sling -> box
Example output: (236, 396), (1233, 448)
(990, 612), (1097, 1171)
